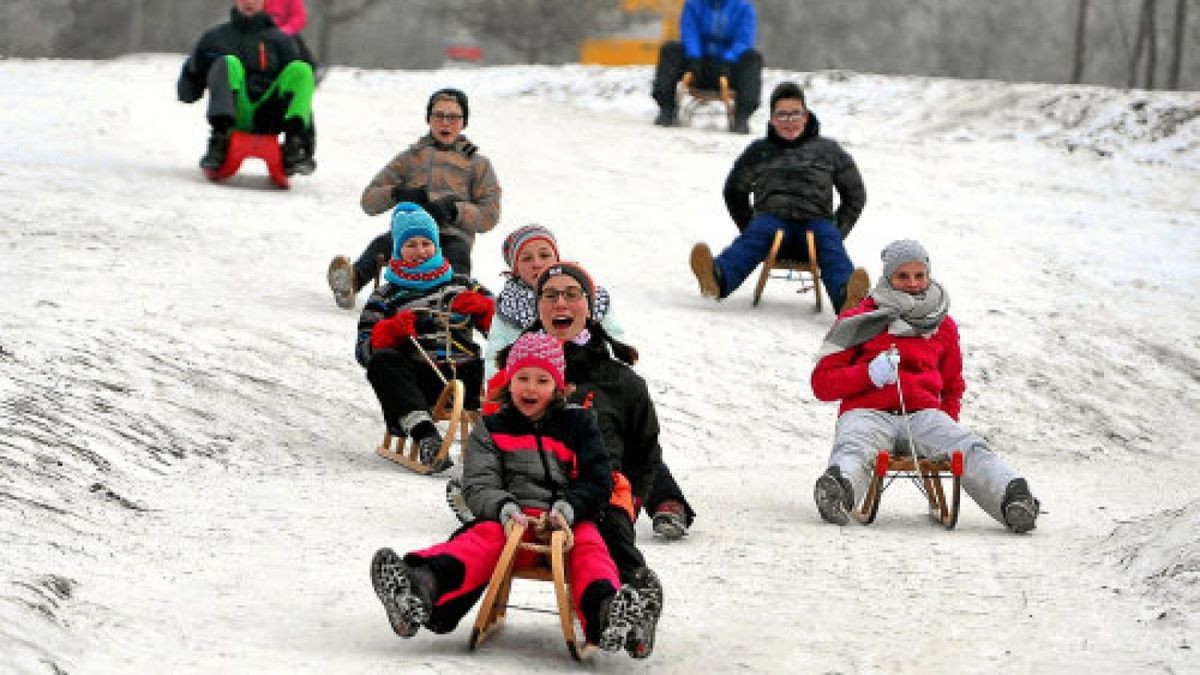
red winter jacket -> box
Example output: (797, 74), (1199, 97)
(811, 299), (965, 420)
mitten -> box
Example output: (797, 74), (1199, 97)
(370, 311), (417, 350)
(499, 502), (528, 530)
(392, 186), (430, 207)
(867, 350), (900, 388)
(451, 291), (494, 332)
(549, 500), (575, 529)
(434, 196), (458, 223)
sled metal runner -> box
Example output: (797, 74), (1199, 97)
(469, 519), (595, 661)
(852, 448), (964, 529)
(676, 71), (735, 130)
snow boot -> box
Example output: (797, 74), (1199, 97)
(596, 585), (644, 655)
(326, 255), (356, 309)
(445, 477), (474, 524)
(199, 128), (231, 171)
(814, 465), (853, 525)
(626, 567), (663, 659)
(282, 133), (316, 176)
(417, 429), (451, 473)
(651, 500), (688, 540)
(689, 243), (721, 298)
(841, 267), (871, 313)
(370, 548), (433, 638)
(654, 106), (677, 127)
(731, 112), (751, 134)
(1002, 478), (1040, 534)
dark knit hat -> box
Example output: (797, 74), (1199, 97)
(426, 88), (469, 126)
(536, 261), (596, 317)
(881, 239), (930, 281)
(502, 224), (559, 271)
(505, 332), (566, 390)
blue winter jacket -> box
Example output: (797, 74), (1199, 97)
(680, 0), (757, 64)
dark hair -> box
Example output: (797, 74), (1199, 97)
(426, 88), (469, 126)
(769, 82), (806, 112)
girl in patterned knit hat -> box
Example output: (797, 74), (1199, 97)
(483, 224), (623, 381)
(355, 202), (495, 472)
(368, 331), (662, 659)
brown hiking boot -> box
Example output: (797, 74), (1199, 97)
(689, 243), (720, 298)
(327, 255), (357, 309)
(841, 267), (870, 313)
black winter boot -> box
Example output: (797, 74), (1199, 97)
(199, 128), (231, 171)
(370, 548), (433, 638)
(1001, 478), (1040, 534)
(814, 465), (854, 525)
(282, 133), (316, 175)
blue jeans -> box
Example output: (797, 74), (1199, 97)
(713, 214), (854, 306)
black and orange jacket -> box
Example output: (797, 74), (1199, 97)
(177, 9), (300, 103)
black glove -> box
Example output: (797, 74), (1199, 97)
(717, 62), (732, 80)
(434, 196), (458, 223)
(392, 186), (430, 208)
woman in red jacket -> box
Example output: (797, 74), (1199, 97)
(810, 240), (1040, 533)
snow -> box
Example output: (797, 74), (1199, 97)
(1, 54), (1198, 673)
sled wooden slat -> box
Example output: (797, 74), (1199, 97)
(753, 229), (821, 311)
(852, 450), (963, 529)
(676, 72), (736, 130)
(374, 379), (469, 475)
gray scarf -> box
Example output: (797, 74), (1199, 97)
(817, 279), (950, 359)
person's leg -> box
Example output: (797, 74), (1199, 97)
(820, 409), (900, 518)
(807, 218), (856, 310)
(908, 410), (1026, 526)
(365, 349), (437, 437)
(567, 522), (621, 633)
(730, 49), (763, 124)
(352, 232), (394, 290)
(403, 520), (507, 634)
(596, 505), (646, 583)
(651, 41), (686, 124)
(198, 56), (247, 169)
(712, 213), (787, 297)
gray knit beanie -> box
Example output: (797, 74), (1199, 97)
(881, 239), (930, 281)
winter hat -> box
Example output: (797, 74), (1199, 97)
(502, 224), (559, 271)
(383, 202), (453, 289)
(426, 88), (469, 126)
(536, 261), (596, 317)
(505, 332), (566, 390)
(881, 239), (931, 282)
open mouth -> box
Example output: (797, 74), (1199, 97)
(551, 315), (574, 330)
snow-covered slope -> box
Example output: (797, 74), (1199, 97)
(1, 55), (1197, 673)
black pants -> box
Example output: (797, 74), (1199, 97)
(646, 461), (697, 526)
(596, 504), (645, 584)
(365, 348), (482, 433)
(651, 41), (763, 119)
(353, 230), (472, 290)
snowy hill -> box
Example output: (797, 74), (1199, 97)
(1, 55), (1198, 673)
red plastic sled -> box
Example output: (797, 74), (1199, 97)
(203, 131), (289, 189)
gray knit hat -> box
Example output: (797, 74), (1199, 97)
(881, 239), (930, 281)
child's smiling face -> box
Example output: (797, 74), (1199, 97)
(515, 241), (558, 288)
(509, 366), (557, 419)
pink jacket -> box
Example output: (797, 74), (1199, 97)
(811, 299), (965, 420)
(265, 0), (307, 36)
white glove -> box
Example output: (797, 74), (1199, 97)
(867, 350), (900, 388)
(499, 502), (528, 529)
(549, 500), (575, 529)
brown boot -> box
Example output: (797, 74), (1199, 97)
(841, 267), (870, 313)
(327, 255), (357, 309)
(689, 243), (720, 298)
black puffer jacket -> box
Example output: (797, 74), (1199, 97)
(723, 112), (867, 238)
(177, 9), (300, 103)
(562, 334), (662, 502)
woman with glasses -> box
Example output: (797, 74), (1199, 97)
(689, 80), (870, 313)
(326, 87), (502, 309)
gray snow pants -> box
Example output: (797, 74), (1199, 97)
(827, 408), (1020, 524)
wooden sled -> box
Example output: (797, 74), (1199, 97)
(852, 448), (964, 529)
(202, 130), (289, 189)
(676, 72), (735, 130)
(374, 378), (472, 475)
(752, 229), (822, 311)
(469, 520), (595, 661)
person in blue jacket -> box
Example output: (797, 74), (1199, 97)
(651, 0), (763, 133)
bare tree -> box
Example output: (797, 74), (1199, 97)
(1128, 0), (1158, 89)
(450, 0), (620, 64)
(1071, 0), (1090, 83)
(1166, 0), (1188, 89)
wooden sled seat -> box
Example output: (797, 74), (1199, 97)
(752, 229), (822, 311)
(676, 72), (735, 130)
(469, 520), (595, 661)
(375, 378), (475, 475)
(852, 447), (964, 529)
(203, 130), (289, 189)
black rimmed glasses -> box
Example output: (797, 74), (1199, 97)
(431, 112), (464, 123)
(772, 109), (806, 122)
(539, 288), (585, 303)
